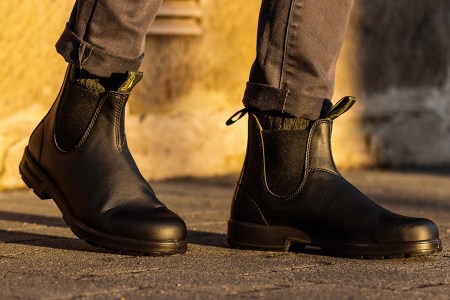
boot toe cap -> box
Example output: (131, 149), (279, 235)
(105, 206), (187, 242)
(375, 216), (439, 243)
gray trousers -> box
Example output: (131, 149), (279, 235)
(56, 0), (353, 120)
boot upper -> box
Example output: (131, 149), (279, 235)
(230, 97), (439, 244)
(27, 66), (186, 242)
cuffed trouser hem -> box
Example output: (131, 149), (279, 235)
(242, 82), (326, 120)
(247, 0), (354, 120)
(55, 24), (144, 77)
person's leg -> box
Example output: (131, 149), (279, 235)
(56, 0), (163, 77)
(20, 0), (187, 255)
(244, 0), (353, 119)
(227, 0), (441, 257)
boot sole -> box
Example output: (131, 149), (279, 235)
(19, 148), (187, 256)
(227, 219), (442, 259)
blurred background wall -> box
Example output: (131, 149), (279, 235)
(1, 0), (449, 189)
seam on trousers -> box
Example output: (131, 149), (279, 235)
(279, 0), (297, 89)
(78, 42), (94, 68)
(82, 0), (100, 39)
(282, 90), (290, 113)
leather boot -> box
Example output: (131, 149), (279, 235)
(227, 97), (442, 258)
(19, 65), (187, 255)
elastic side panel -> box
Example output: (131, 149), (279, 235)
(262, 129), (308, 196)
(55, 82), (100, 151)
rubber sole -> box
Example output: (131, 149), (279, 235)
(19, 148), (187, 256)
(227, 219), (442, 259)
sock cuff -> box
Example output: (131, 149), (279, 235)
(255, 111), (311, 130)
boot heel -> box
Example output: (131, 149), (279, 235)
(19, 148), (51, 200)
(227, 219), (311, 251)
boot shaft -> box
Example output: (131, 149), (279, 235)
(28, 65), (143, 162)
(230, 97), (356, 223)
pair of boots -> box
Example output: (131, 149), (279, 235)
(20, 65), (441, 257)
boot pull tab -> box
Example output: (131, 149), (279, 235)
(226, 108), (249, 126)
(118, 71), (143, 93)
(326, 96), (356, 120)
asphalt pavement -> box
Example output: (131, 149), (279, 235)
(0, 169), (449, 299)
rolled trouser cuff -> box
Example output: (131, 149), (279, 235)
(55, 23), (143, 77)
(242, 82), (326, 120)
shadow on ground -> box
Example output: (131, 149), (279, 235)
(0, 210), (229, 253)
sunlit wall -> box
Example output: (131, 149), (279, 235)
(1, 0), (449, 189)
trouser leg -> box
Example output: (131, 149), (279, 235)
(244, 0), (354, 119)
(56, 0), (163, 77)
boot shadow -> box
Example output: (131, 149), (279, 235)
(0, 211), (119, 254)
(0, 210), (67, 227)
(0, 210), (231, 254)
(0, 229), (106, 254)
(187, 230), (228, 248)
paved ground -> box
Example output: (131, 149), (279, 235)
(0, 170), (449, 299)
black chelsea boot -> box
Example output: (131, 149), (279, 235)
(19, 65), (187, 255)
(227, 97), (442, 258)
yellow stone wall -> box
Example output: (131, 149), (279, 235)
(0, 1), (72, 189)
(1, 1), (449, 190)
